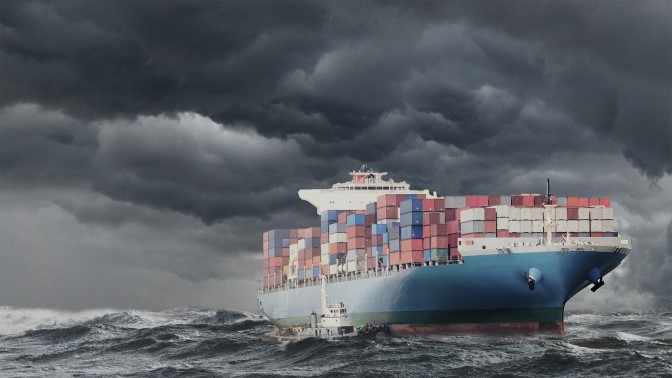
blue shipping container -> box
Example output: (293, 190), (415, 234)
(400, 212), (423, 227)
(372, 224), (388, 235)
(388, 222), (401, 239)
(401, 225), (423, 240)
(365, 202), (377, 216)
(400, 199), (423, 214)
(383, 233), (389, 243)
(372, 246), (383, 256)
(389, 239), (400, 252)
(347, 214), (366, 227)
(329, 254), (338, 265)
(298, 269), (305, 280)
(320, 210), (339, 222)
(313, 267), (320, 277)
(424, 250), (431, 262)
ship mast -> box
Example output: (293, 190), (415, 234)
(543, 178), (557, 246)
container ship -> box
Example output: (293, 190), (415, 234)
(257, 165), (632, 335)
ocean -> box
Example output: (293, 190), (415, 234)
(1, 307), (670, 377)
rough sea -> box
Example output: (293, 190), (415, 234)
(1, 306), (670, 377)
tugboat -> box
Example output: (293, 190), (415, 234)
(297, 277), (360, 340)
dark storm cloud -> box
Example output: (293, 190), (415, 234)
(2, 1), (670, 178)
(1, 1), (670, 311)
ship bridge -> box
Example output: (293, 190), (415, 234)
(298, 165), (436, 214)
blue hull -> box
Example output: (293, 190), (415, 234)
(258, 250), (628, 333)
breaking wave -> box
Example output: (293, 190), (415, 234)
(1, 307), (670, 376)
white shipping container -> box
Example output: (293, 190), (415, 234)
(321, 253), (330, 265)
(297, 239), (306, 250)
(472, 207), (485, 220)
(590, 207), (603, 220)
(509, 220), (521, 233)
(497, 218), (509, 230)
(531, 208), (544, 221)
(556, 207), (568, 220)
(579, 208), (590, 220)
(568, 220), (579, 232)
(591, 220), (604, 232)
(460, 208), (474, 223)
(520, 220), (532, 233)
(603, 208), (614, 220)
(508, 207), (521, 220)
(555, 220), (568, 232)
(347, 260), (358, 273)
(329, 233), (347, 244)
(578, 220), (590, 232)
(532, 220), (544, 233)
(329, 265), (338, 275)
(603, 220), (615, 232)
(290, 244), (299, 254)
(321, 243), (329, 254)
(520, 208), (532, 220)
(495, 205), (509, 217)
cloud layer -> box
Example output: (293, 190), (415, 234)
(1, 1), (670, 311)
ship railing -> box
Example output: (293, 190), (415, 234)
(259, 256), (465, 293)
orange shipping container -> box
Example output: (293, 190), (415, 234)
(578, 197), (589, 207)
(390, 252), (401, 265)
(347, 238), (367, 249)
(497, 230), (510, 238)
(485, 221), (496, 233)
(401, 239), (423, 252)
(329, 243), (347, 254)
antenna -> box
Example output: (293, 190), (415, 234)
(546, 178), (552, 205)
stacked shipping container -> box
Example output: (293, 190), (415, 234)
(262, 194), (617, 289)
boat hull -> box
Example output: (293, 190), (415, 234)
(258, 250), (628, 335)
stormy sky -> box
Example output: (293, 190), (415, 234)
(1, 1), (670, 312)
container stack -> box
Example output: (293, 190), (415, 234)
(262, 192), (618, 289)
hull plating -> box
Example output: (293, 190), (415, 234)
(257, 250), (628, 333)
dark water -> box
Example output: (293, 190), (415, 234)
(1, 307), (671, 377)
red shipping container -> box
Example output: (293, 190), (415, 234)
(588, 198), (599, 206)
(400, 251), (412, 263)
(282, 247), (290, 257)
(290, 229), (299, 238)
(263, 231), (269, 242)
(263, 259), (269, 268)
(477, 195), (489, 207)
(567, 207), (579, 220)
(263, 240), (269, 251)
(298, 250), (306, 260)
(466, 195), (479, 207)
(591, 232), (603, 237)
(383, 244), (389, 254)
(347, 238), (366, 249)
(321, 265), (329, 276)
(422, 199), (435, 212)
(321, 233), (329, 243)
(365, 237), (372, 248)
(449, 247), (460, 258)
(347, 226), (367, 238)
(355, 210), (366, 215)
(437, 198), (446, 211)
(497, 230), (510, 238)
(534, 196), (546, 207)
(377, 194), (398, 208)
(578, 197), (589, 207)
(423, 212), (443, 225)
(508, 233), (521, 238)
(401, 239), (423, 252)
(599, 198), (611, 207)
(411, 250), (424, 263)
(377, 206), (399, 221)
(423, 225), (430, 238)
(268, 256), (282, 267)
(522, 195), (535, 207)
(415, 194), (427, 200)
(488, 196), (501, 206)
(423, 238), (430, 250)
(448, 234), (458, 248)
(304, 227), (320, 238)
(461, 233), (486, 238)
(567, 197), (579, 207)
(485, 221), (496, 233)
(444, 208), (457, 221)
(390, 252), (400, 265)
(311, 248), (321, 258)
(431, 236), (448, 249)
(297, 228), (305, 239)
(372, 234), (383, 246)
(365, 215), (375, 226)
(329, 243), (347, 254)
(263, 249), (269, 260)
(485, 208), (496, 221)
(429, 224), (448, 236)
(367, 257), (376, 270)
(313, 255), (320, 266)
(447, 220), (459, 234)
(511, 195), (524, 206)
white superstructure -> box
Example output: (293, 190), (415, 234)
(298, 164), (436, 214)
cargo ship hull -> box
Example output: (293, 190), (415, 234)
(258, 249), (628, 335)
